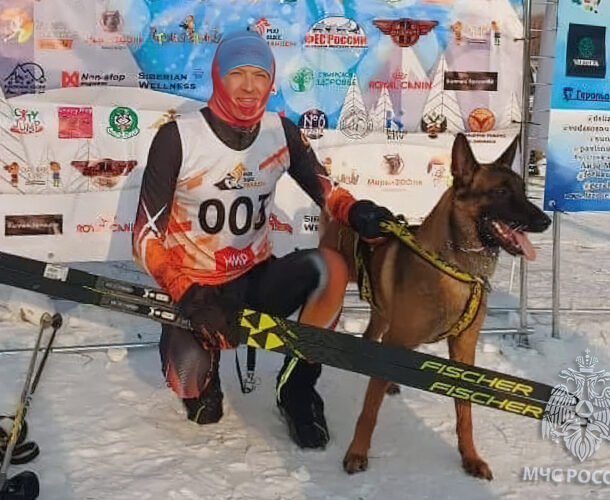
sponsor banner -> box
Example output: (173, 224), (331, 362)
(444, 71), (498, 91)
(5, 214), (62, 236)
(0, 1), (524, 261)
(1, 0), (523, 132)
(551, 0), (610, 111)
(544, 109), (610, 211)
(0, 190), (138, 261)
(313, 128), (520, 225)
(544, 0), (610, 211)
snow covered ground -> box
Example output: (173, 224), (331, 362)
(1, 178), (609, 500)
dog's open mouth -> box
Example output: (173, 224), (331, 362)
(491, 220), (536, 261)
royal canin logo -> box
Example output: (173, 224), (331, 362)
(269, 213), (293, 234)
(215, 245), (255, 272)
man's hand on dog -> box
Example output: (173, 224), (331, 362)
(348, 199), (394, 244)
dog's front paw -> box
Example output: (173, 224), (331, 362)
(462, 456), (493, 480)
(343, 451), (369, 474)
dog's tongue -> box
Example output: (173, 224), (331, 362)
(514, 230), (536, 261)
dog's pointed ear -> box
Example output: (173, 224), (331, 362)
(497, 135), (520, 168)
(451, 133), (477, 188)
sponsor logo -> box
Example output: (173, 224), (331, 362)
(373, 18), (437, 48)
(37, 38), (73, 50)
(566, 24), (606, 78)
(48, 161), (61, 188)
(304, 17), (367, 49)
(107, 107), (140, 139)
(444, 71), (498, 91)
(450, 21), (495, 46)
(252, 17), (296, 47)
(150, 15), (221, 45)
(3, 162), (20, 187)
(83, 11), (142, 50)
(3, 62), (46, 96)
(58, 106), (93, 139)
(0, 7), (33, 44)
(339, 107), (373, 139)
(5, 214), (63, 236)
(468, 108), (495, 133)
(387, 129), (407, 141)
(85, 33), (143, 49)
(421, 359), (543, 417)
(138, 72), (196, 91)
(421, 111), (448, 138)
(35, 20), (76, 50)
(100, 10), (122, 33)
(10, 108), (43, 135)
(427, 156), (452, 188)
(61, 71), (127, 88)
(367, 177), (423, 188)
(214, 163), (264, 190)
(299, 109), (328, 139)
(383, 154), (405, 175)
(302, 214), (319, 232)
(215, 244), (255, 272)
(291, 68), (356, 92)
(542, 350), (610, 462)
(571, 0), (602, 13)
(563, 86), (610, 102)
(70, 159), (137, 177)
(269, 213), (293, 233)
(18, 161), (57, 187)
(290, 67), (314, 92)
(334, 169), (360, 186)
(369, 70), (431, 91)
(76, 214), (134, 234)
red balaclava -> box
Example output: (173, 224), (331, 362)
(208, 30), (276, 128)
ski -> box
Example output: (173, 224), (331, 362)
(0, 251), (554, 419)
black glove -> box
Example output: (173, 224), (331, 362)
(348, 200), (394, 239)
(179, 284), (241, 339)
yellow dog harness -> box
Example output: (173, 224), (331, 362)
(355, 218), (490, 343)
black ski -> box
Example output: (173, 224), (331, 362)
(0, 251), (554, 419)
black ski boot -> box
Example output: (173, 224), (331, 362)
(276, 357), (329, 449)
(182, 353), (223, 424)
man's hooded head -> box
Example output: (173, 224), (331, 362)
(208, 30), (275, 128)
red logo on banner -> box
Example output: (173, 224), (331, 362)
(269, 213), (293, 234)
(58, 106), (93, 138)
(62, 71), (80, 87)
(373, 18), (438, 48)
(214, 245), (255, 272)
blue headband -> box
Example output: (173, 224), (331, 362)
(215, 31), (274, 79)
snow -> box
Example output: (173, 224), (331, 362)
(1, 178), (609, 499)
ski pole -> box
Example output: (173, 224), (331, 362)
(30, 314), (63, 395)
(0, 313), (52, 497)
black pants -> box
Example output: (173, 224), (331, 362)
(160, 249), (326, 399)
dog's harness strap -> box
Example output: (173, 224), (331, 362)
(379, 219), (487, 287)
(378, 218), (488, 341)
(435, 281), (483, 342)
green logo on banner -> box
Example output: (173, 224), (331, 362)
(290, 67), (314, 93)
(578, 37), (595, 58)
(107, 107), (139, 139)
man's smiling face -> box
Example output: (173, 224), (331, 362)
(222, 65), (272, 120)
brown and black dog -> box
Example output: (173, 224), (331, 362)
(320, 133), (551, 480)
